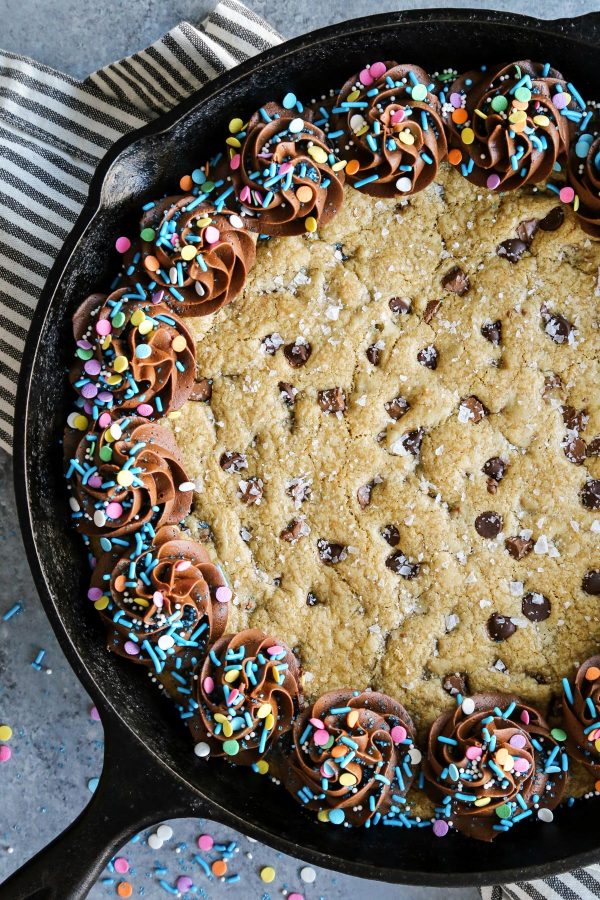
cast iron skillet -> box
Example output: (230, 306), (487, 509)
(4, 8), (600, 898)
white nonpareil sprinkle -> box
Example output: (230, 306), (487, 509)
(179, 481), (195, 492)
(156, 824), (173, 841)
(301, 867), (317, 884)
(462, 698), (475, 715)
(194, 742), (210, 758)
(148, 834), (163, 850)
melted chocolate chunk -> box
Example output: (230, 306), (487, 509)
(417, 345), (439, 369)
(516, 218), (539, 245)
(190, 378), (212, 402)
(486, 479), (498, 495)
(385, 552), (420, 579)
(423, 299), (442, 324)
(443, 672), (469, 697)
(487, 613), (517, 642)
(278, 381), (298, 406)
(562, 406), (588, 432)
(238, 476), (263, 505)
(284, 339), (312, 368)
(539, 206), (565, 232)
(318, 387), (346, 414)
(483, 456), (506, 482)
(541, 305), (573, 345)
(389, 297), (411, 315)
(588, 437), (600, 457)
(497, 238), (528, 263)
(481, 320), (502, 346)
(402, 428), (425, 458)
(219, 451), (248, 473)
(384, 395), (410, 420)
(286, 477), (312, 506)
(442, 266), (470, 295)
(581, 480), (600, 510)
(306, 591), (319, 607)
(381, 524), (400, 546)
(505, 536), (534, 560)
(563, 437), (587, 465)
(475, 511), (503, 538)
(280, 519), (309, 543)
(357, 476), (383, 509)
(366, 344), (381, 365)
(262, 333), (284, 354)
(522, 591), (551, 623)
(583, 570), (600, 596)
(461, 395), (488, 424)
(543, 373), (563, 398)
(317, 539), (347, 564)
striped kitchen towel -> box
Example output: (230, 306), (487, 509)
(0, 0), (281, 455)
(0, 6), (599, 899)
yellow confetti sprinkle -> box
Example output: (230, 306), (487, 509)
(130, 309), (145, 327)
(305, 216), (318, 233)
(347, 89), (361, 102)
(133, 597), (149, 608)
(171, 335), (187, 353)
(264, 713), (275, 731)
(225, 136), (241, 148)
(224, 670), (239, 683)
(113, 356), (129, 373)
(106, 374), (122, 386)
(308, 145), (328, 165)
(229, 117), (244, 134)
(257, 703), (272, 719)
(533, 114), (550, 127)
(72, 414), (89, 431)
(339, 772), (357, 787)
(255, 760), (269, 775)
(260, 867), (276, 884)
(116, 470), (134, 488)
(180, 245), (196, 262)
(196, 216), (212, 227)
(474, 108), (487, 119)
(461, 127), (475, 145)
(474, 797), (491, 807)
(398, 128), (415, 146)
(347, 709), (359, 728)
(317, 809), (329, 823)
(138, 319), (153, 335)
(331, 159), (347, 172)
(0, 725), (13, 741)
(94, 596), (110, 611)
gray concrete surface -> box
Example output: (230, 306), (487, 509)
(1, 0), (599, 897)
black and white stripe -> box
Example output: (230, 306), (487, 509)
(0, 0), (281, 453)
(481, 866), (600, 899)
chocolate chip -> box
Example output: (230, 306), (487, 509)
(190, 378), (212, 402)
(583, 570), (600, 596)
(442, 266), (470, 295)
(497, 238), (528, 263)
(588, 437), (600, 457)
(220, 451), (248, 473)
(366, 344), (382, 365)
(443, 672), (469, 697)
(481, 320), (502, 346)
(286, 476), (312, 506)
(280, 519), (309, 543)
(318, 387), (346, 414)
(306, 591), (319, 607)
(505, 536), (534, 560)
(262, 332), (284, 354)
(460, 396), (488, 424)
(389, 297), (411, 315)
(284, 338), (312, 367)
(563, 437), (587, 465)
(540, 305), (573, 344)
(381, 524), (400, 546)
(562, 406), (588, 432)
(385, 552), (420, 579)
(317, 539), (347, 564)
(483, 456), (506, 482)
(384, 395), (410, 420)
(357, 476), (383, 509)
(539, 206), (565, 232)
(278, 381), (298, 406)
(400, 428), (425, 459)
(417, 345), (439, 369)
(543, 373), (563, 398)
(581, 479), (600, 510)
(516, 218), (539, 245)
(423, 299), (442, 324)
(475, 511), (503, 538)
(237, 476), (263, 505)
(486, 479), (498, 495)
(522, 591), (551, 623)
(487, 613), (517, 642)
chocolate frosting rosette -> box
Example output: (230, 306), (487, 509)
(188, 629), (301, 766)
(277, 689), (418, 826)
(567, 108), (600, 238)
(89, 525), (229, 673)
(424, 693), (567, 841)
(220, 101), (345, 236)
(65, 416), (193, 545)
(125, 195), (256, 315)
(328, 61), (447, 197)
(562, 656), (600, 774)
(445, 60), (582, 190)
(70, 288), (195, 420)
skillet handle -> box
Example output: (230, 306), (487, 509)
(1, 709), (203, 900)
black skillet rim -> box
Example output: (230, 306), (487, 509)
(12, 6), (600, 887)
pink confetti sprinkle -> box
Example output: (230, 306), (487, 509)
(77, 339), (92, 350)
(228, 688), (239, 705)
(204, 225), (220, 244)
(170, 233), (179, 246)
(509, 734), (527, 749)
(137, 403), (153, 417)
(151, 290), (164, 304)
(87, 475), (102, 490)
(267, 645), (284, 656)
(289, 894), (304, 900)
(90, 706), (101, 722)
(552, 92), (568, 110)
(197, 834), (214, 851)
(310, 717), (324, 729)
(114, 858), (129, 874)
(106, 502), (123, 520)
(513, 757), (530, 773)
(320, 762), (335, 778)
(279, 162), (293, 174)
(115, 236), (131, 254)
(215, 586), (232, 604)
(95, 319), (111, 336)
(433, 820), (449, 837)
(98, 412), (112, 428)
(390, 108), (406, 124)
(450, 92), (463, 108)
(0, 746), (11, 763)
(84, 359), (101, 376)
(313, 729), (330, 747)
(559, 186), (575, 204)
(176, 560), (192, 571)
(177, 877), (193, 892)
(359, 67), (374, 87)
(230, 153), (241, 171)
(391, 725), (407, 744)
(370, 61), (387, 79)
(486, 173), (501, 190)
(240, 186), (251, 203)
(466, 746), (482, 760)
(124, 641), (139, 656)
(153, 591), (164, 608)
(520, 710), (530, 725)
(87, 587), (103, 602)
(203, 677), (215, 694)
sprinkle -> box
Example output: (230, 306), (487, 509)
(586, 667), (600, 681)
(117, 882), (133, 898)
(0, 724), (13, 742)
(448, 149), (462, 165)
(211, 859), (227, 877)
(461, 698), (475, 715)
(328, 808), (345, 824)
(179, 481), (195, 492)
(260, 866), (276, 883)
(433, 820), (449, 837)
(559, 186), (575, 204)
(114, 858), (129, 874)
(88, 777), (99, 792)
(3, 603), (22, 621)
(305, 216), (318, 233)
(486, 173), (501, 189)
(391, 725), (407, 743)
(197, 833), (214, 851)
(216, 586), (232, 603)
(395, 176), (413, 193)
(115, 237), (131, 254)
(194, 741), (210, 758)
(229, 118), (244, 134)
(550, 728), (567, 742)
(538, 808), (554, 823)
(0, 746), (12, 763)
